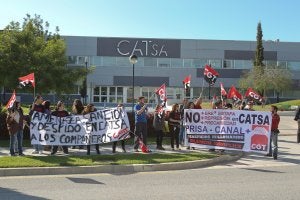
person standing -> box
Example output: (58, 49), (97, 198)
(133, 96), (148, 152)
(29, 95), (45, 154)
(267, 105), (280, 160)
(51, 101), (69, 155)
(294, 106), (300, 143)
(15, 101), (25, 156)
(169, 103), (181, 150)
(83, 104), (100, 155)
(6, 107), (20, 156)
(153, 105), (165, 150)
(112, 104), (126, 153)
(71, 99), (85, 149)
(179, 98), (189, 145)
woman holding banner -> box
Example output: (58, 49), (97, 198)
(71, 99), (85, 150)
(51, 101), (69, 155)
(83, 104), (100, 155)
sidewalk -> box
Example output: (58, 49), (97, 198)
(0, 144), (243, 177)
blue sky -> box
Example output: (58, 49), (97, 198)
(0, 0), (299, 42)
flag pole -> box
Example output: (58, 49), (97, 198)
(208, 84), (211, 100)
(33, 85), (36, 99)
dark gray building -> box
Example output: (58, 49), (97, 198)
(65, 36), (300, 106)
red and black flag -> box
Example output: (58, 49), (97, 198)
(245, 88), (262, 102)
(182, 75), (191, 96)
(6, 90), (16, 109)
(155, 84), (167, 108)
(220, 82), (227, 100)
(204, 65), (219, 86)
(227, 86), (242, 103)
(19, 73), (35, 88)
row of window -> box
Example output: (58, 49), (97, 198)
(91, 86), (300, 103)
(68, 56), (300, 70)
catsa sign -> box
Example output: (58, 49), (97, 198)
(97, 38), (181, 58)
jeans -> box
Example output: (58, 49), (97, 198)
(16, 130), (23, 154)
(34, 144), (43, 152)
(155, 130), (164, 148)
(269, 131), (278, 158)
(134, 122), (148, 150)
(10, 134), (17, 155)
(170, 125), (180, 149)
(179, 125), (185, 145)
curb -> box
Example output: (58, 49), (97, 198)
(0, 153), (243, 177)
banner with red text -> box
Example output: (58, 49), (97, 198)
(30, 107), (130, 145)
(184, 109), (271, 153)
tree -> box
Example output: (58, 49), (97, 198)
(0, 14), (86, 96)
(239, 22), (291, 102)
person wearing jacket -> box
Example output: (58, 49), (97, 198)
(6, 107), (20, 156)
(153, 105), (166, 150)
(294, 106), (300, 143)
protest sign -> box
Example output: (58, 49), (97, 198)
(30, 107), (130, 145)
(184, 109), (271, 153)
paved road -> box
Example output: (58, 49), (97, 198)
(0, 134), (299, 200)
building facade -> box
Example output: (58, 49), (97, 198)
(65, 36), (300, 106)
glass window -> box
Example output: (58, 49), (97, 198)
(117, 97), (123, 104)
(144, 58), (157, 67)
(223, 60), (233, 68)
(102, 56), (116, 66)
(101, 87), (107, 95)
(183, 59), (193, 68)
(171, 58), (183, 68)
(116, 57), (130, 67)
(94, 87), (100, 95)
(109, 97), (116, 103)
(68, 56), (76, 64)
(117, 87), (123, 95)
(92, 56), (102, 66)
(287, 61), (300, 70)
(209, 59), (222, 68)
(158, 58), (170, 68)
(93, 96), (100, 102)
(277, 61), (287, 69)
(193, 59), (208, 68)
(234, 60), (252, 69)
(109, 87), (116, 95)
(135, 57), (144, 67)
(101, 97), (108, 102)
(127, 88), (133, 103)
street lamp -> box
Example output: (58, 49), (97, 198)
(129, 54), (138, 113)
(84, 56), (88, 104)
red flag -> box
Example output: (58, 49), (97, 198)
(19, 73), (35, 88)
(155, 84), (167, 107)
(204, 65), (219, 85)
(139, 138), (150, 153)
(245, 88), (262, 101)
(182, 75), (191, 96)
(220, 82), (227, 98)
(227, 86), (242, 102)
(6, 90), (16, 109)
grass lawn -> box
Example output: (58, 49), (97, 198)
(0, 152), (217, 168)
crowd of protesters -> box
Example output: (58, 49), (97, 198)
(3, 94), (286, 159)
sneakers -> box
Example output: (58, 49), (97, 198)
(19, 153), (25, 156)
(265, 154), (272, 157)
(156, 146), (165, 150)
(134, 149), (139, 152)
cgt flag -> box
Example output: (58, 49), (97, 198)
(6, 90), (16, 109)
(155, 84), (167, 107)
(245, 88), (262, 102)
(220, 82), (227, 100)
(204, 65), (219, 85)
(19, 73), (35, 88)
(228, 86), (242, 102)
(182, 75), (191, 96)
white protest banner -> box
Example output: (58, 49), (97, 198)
(30, 107), (130, 145)
(184, 109), (271, 154)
